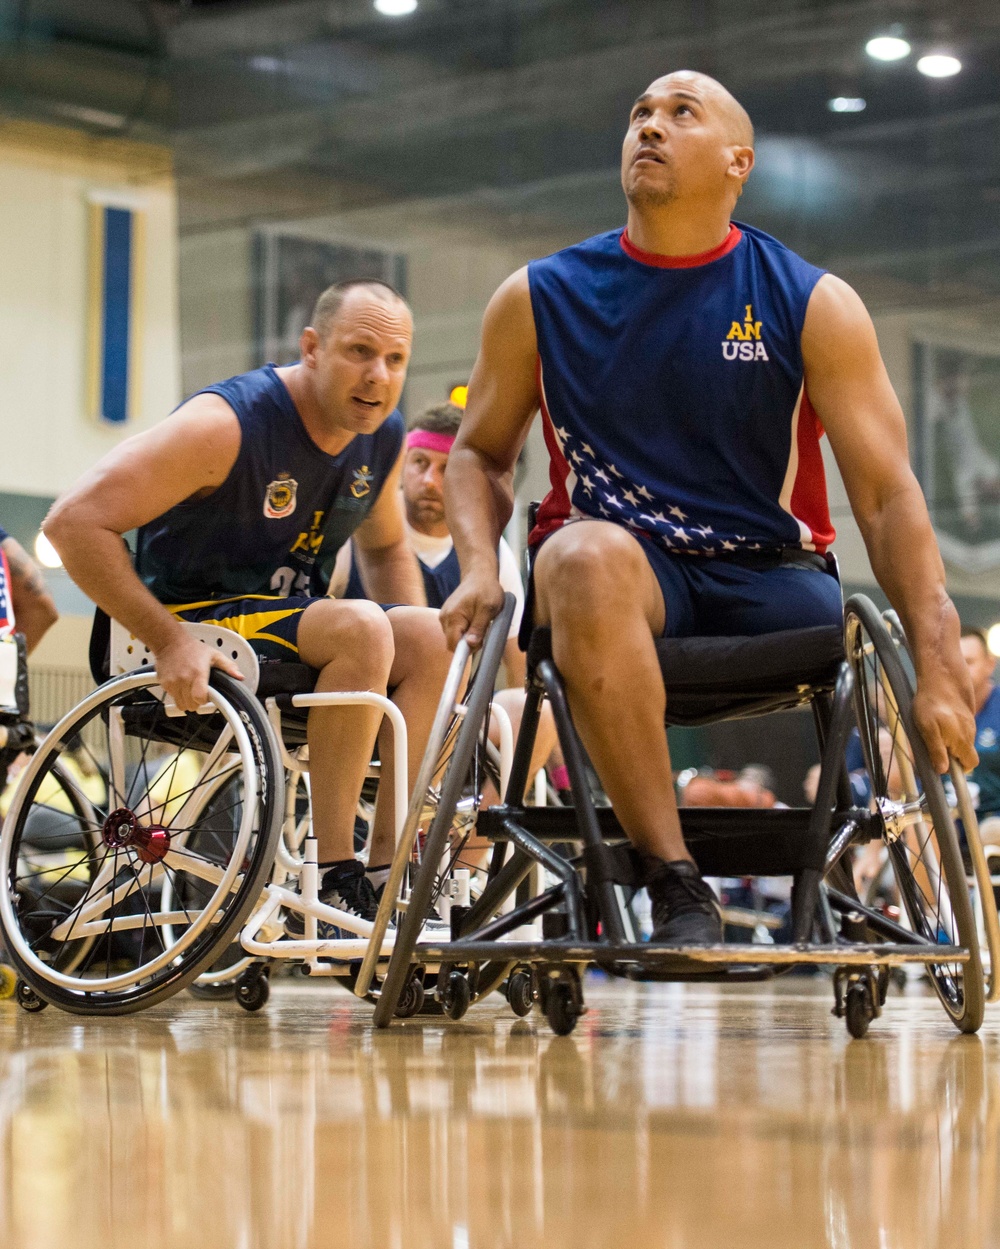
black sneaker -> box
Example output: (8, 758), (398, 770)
(285, 860), (380, 939)
(646, 859), (723, 945)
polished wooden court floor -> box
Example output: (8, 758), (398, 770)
(0, 977), (998, 1249)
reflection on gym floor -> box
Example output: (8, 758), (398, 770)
(0, 980), (997, 1249)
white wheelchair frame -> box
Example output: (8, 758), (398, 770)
(110, 618), (519, 993)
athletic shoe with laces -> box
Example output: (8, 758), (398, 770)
(646, 859), (723, 945)
(284, 859), (380, 940)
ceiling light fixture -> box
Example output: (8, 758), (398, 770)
(34, 532), (62, 570)
(828, 97), (866, 113)
(987, 623), (1000, 658)
(865, 35), (911, 61)
(374, 0), (418, 15)
(917, 53), (962, 78)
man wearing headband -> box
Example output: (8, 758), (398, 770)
(334, 403), (524, 653)
(332, 402), (559, 805)
(45, 279), (451, 931)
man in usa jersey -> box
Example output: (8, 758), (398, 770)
(439, 70), (977, 945)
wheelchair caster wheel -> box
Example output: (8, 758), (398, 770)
(545, 980), (580, 1036)
(507, 970), (534, 1018)
(395, 972), (426, 1018)
(0, 964), (17, 1000)
(442, 971), (471, 1020)
(236, 968), (270, 1013)
(845, 982), (875, 1039)
(15, 980), (48, 1013)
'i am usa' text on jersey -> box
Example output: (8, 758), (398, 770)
(137, 365), (404, 604)
(527, 222), (835, 556)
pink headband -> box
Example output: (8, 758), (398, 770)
(407, 429), (455, 455)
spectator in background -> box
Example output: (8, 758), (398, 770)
(0, 526), (58, 653)
(960, 626), (1000, 842)
(678, 765), (777, 808)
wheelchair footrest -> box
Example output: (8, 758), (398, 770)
(412, 939), (969, 971)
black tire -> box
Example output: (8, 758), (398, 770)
(844, 982), (873, 1039)
(442, 971), (471, 1020)
(545, 981), (578, 1036)
(235, 967), (270, 1012)
(394, 972), (426, 1018)
(0, 671), (284, 1015)
(844, 595), (984, 1034)
(507, 970), (534, 1017)
(15, 979), (47, 1013)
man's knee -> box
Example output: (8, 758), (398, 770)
(300, 599), (394, 679)
(387, 607), (452, 682)
(535, 523), (648, 618)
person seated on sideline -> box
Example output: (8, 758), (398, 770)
(0, 526), (58, 654)
(331, 401), (559, 797)
(439, 71), (976, 945)
(960, 627), (1000, 844)
(43, 279), (451, 929)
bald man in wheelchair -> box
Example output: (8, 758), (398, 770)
(45, 279), (452, 932)
(440, 71), (978, 945)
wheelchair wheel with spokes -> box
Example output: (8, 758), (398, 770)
(0, 670), (283, 1015)
(844, 595), (984, 1034)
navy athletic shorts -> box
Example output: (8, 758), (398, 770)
(170, 595), (400, 662)
(523, 525), (843, 644)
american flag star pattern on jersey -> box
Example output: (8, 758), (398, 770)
(527, 222), (836, 558)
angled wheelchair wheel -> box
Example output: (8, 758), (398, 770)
(0, 670), (283, 1015)
(371, 595), (516, 1025)
(844, 595), (984, 1033)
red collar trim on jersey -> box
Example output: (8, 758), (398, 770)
(620, 223), (743, 269)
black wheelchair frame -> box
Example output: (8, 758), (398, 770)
(373, 588), (989, 1038)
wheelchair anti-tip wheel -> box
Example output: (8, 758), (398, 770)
(0, 670), (283, 1015)
(844, 595), (984, 1034)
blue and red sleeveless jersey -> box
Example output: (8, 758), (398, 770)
(527, 222), (835, 555)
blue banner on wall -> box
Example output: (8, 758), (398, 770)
(88, 201), (143, 425)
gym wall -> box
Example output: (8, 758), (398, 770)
(0, 119), (180, 676)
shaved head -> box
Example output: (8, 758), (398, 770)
(644, 71), (754, 147)
(622, 70), (755, 215)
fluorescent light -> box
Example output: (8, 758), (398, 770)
(988, 624), (1000, 658)
(866, 35), (911, 61)
(828, 97), (866, 113)
(917, 54), (961, 78)
(34, 532), (62, 570)
(374, 0), (417, 14)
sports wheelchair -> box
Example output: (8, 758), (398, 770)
(371, 585), (1000, 1039)
(0, 606), (517, 1015)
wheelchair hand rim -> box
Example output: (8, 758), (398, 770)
(0, 671), (261, 994)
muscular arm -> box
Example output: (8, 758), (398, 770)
(352, 449), (426, 605)
(43, 394), (244, 707)
(803, 274), (977, 770)
(441, 268), (540, 648)
(2, 538), (58, 653)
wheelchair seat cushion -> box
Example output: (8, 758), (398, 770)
(526, 624), (845, 724)
(255, 661), (318, 700)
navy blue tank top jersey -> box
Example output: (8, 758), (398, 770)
(345, 543), (460, 609)
(527, 222), (835, 556)
(137, 365), (404, 604)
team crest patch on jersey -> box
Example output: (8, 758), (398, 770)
(722, 303), (770, 362)
(350, 465), (374, 499)
(264, 474), (298, 519)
